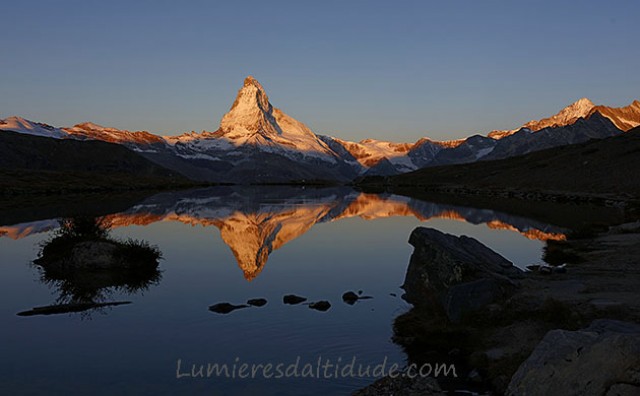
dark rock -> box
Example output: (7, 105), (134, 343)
(538, 265), (553, 274)
(352, 374), (445, 395)
(283, 294), (307, 305)
(342, 291), (359, 305)
(606, 383), (640, 396)
(247, 298), (267, 307)
(507, 320), (640, 395)
(208, 303), (249, 314)
(552, 264), (567, 274)
(402, 227), (522, 321)
(467, 369), (483, 383)
(308, 301), (331, 312)
(444, 278), (505, 322)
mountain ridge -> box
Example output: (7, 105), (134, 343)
(2, 76), (639, 182)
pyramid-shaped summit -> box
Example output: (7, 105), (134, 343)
(216, 76), (338, 162)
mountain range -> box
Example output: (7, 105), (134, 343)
(1, 76), (639, 183)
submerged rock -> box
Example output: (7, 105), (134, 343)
(283, 294), (307, 305)
(308, 301), (331, 312)
(507, 319), (640, 395)
(247, 298), (267, 307)
(208, 303), (249, 314)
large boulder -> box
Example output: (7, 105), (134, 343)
(402, 227), (523, 322)
(507, 319), (640, 396)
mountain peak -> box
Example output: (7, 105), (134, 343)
(518, 97), (596, 132)
(567, 97), (595, 113)
(573, 97), (595, 106)
(243, 75), (261, 88)
(215, 77), (339, 162)
(220, 76), (275, 136)
(0, 115), (67, 138)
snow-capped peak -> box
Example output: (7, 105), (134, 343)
(215, 76), (339, 162)
(0, 116), (68, 138)
(527, 97), (595, 127)
(488, 98), (597, 139)
(63, 122), (165, 145)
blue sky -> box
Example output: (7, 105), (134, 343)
(1, 0), (639, 141)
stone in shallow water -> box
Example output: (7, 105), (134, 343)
(283, 294), (307, 305)
(308, 301), (331, 312)
(247, 298), (267, 307)
(342, 291), (359, 305)
(208, 303), (249, 314)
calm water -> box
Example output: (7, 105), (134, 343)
(0, 187), (563, 395)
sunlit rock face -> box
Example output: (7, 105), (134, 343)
(489, 98), (640, 139)
(1, 188), (569, 281)
(216, 76), (342, 163)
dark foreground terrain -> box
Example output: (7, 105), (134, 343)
(0, 130), (194, 195)
(357, 222), (640, 395)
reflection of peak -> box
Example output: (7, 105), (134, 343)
(485, 220), (566, 241)
(212, 206), (334, 281)
(1, 187), (570, 281)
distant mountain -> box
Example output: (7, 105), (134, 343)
(482, 112), (620, 161)
(64, 122), (166, 148)
(489, 98), (640, 138)
(382, 126), (640, 199)
(2, 77), (639, 182)
(0, 116), (68, 138)
(0, 130), (187, 194)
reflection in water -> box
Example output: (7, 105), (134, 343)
(2, 187), (567, 281)
(18, 217), (162, 317)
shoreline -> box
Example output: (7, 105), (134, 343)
(356, 219), (640, 394)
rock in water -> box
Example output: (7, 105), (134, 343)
(308, 301), (331, 312)
(208, 303), (249, 314)
(402, 227), (523, 322)
(283, 294), (307, 305)
(247, 298), (267, 307)
(507, 319), (640, 395)
(342, 291), (359, 305)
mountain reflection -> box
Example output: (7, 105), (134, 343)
(2, 187), (567, 281)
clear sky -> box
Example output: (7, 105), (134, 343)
(2, 0), (639, 141)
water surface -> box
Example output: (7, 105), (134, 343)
(0, 187), (564, 395)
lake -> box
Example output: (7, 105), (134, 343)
(0, 186), (567, 395)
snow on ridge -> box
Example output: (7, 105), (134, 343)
(0, 116), (68, 138)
